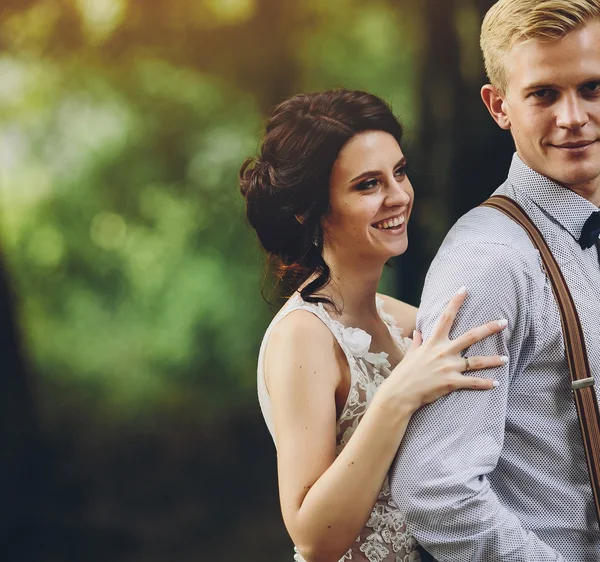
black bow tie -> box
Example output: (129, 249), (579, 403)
(579, 210), (600, 250)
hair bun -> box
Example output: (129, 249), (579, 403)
(239, 158), (275, 200)
(239, 158), (257, 199)
(240, 158), (304, 261)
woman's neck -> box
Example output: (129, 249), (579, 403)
(317, 253), (385, 321)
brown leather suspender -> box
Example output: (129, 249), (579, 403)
(481, 195), (600, 526)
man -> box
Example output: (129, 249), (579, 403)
(390, 0), (600, 560)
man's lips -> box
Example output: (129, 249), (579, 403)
(553, 140), (596, 148)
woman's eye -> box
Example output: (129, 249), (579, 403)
(357, 178), (379, 191)
(394, 166), (406, 178)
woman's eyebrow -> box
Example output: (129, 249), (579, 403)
(349, 157), (406, 183)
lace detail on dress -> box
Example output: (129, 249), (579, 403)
(266, 295), (420, 562)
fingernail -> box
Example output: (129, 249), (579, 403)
(492, 380), (500, 387)
(500, 355), (509, 364)
(498, 319), (508, 328)
(456, 286), (467, 295)
(413, 330), (417, 339)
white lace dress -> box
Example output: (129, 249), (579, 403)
(257, 293), (421, 562)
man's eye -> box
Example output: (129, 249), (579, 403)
(357, 178), (379, 190)
(582, 81), (600, 94)
(532, 89), (553, 99)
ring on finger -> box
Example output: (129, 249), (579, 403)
(464, 357), (470, 372)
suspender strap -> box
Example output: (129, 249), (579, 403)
(481, 195), (600, 526)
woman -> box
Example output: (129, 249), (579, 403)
(239, 90), (507, 562)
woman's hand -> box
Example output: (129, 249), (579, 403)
(380, 286), (508, 414)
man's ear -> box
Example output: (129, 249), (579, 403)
(481, 84), (511, 130)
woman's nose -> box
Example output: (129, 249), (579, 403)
(386, 178), (411, 206)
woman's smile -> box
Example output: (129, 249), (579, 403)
(372, 213), (407, 232)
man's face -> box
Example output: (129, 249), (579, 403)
(492, 20), (600, 203)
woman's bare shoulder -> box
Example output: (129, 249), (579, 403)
(268, 307), (335, 348)
(264, 308), (343, 393)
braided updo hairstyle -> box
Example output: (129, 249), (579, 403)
(239, 89), (404, 305)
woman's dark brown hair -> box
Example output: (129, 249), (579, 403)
(239, 89), (403, 305)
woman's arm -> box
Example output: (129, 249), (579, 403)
(266, 310), (414, 562)
(376, 293), (417, 335)
(266, 292), (507, 562)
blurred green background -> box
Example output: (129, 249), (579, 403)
(0, 0), (513, 560)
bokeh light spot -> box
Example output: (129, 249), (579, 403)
(205, 0), (256, 24)
(27, 225), (65, 268)
(75, 0), (126, 41)
(90, 212), (127, 250)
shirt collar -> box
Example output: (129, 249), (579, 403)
(507, 152), (600, 241)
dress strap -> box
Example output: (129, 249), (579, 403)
(376, 297), (411, 353)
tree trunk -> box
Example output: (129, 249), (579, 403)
(398, 0), (514, 304)
(0, 253), (44, 561)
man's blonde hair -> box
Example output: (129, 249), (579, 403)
(481, 0), (600, 92)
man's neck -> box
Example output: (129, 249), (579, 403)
(515, 150), (600, 207)
(561, 179), (600, 208)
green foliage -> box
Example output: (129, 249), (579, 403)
(0, 0), (418, 422)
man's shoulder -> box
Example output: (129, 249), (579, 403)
(428, 204), (547, 289)
(443, 204), (540, 261)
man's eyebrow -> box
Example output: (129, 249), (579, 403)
(522, 82), (555, 92)
(523, 77), (600, 92)
(349, 157), (407, 183)
(579, 77), (600, 86)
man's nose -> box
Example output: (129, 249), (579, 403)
(556, 93), (589, 130)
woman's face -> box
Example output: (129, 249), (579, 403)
(324, 130), (413, 263)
